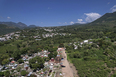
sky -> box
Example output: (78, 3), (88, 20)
(0, 0), (116, 27)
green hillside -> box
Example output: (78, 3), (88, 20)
(0, 24), (19, 35)
(91, 12), (116, 26)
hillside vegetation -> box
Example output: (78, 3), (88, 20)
(0, 24), (19, 35)
(0, 12), (116, 76)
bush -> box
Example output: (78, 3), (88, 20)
(0, 71), (4, 76)
(16, 67), (21, 72)
(111, 73), (116, 77)
(30, 74), (37, 77)
(18, 59), (24, 64)
(21, 70), (28, 76)
(4, 70), (10, 77)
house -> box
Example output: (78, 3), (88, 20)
(27, 72), (32, 77)
(83, 40), (88, 43)
(0, 38), (6, 41)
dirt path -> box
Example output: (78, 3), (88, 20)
(61, 49), (74, 77)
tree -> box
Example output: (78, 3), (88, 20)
(0, 72), (4, 76)
(59, 43), (64, 48)
(21, 70), (28, 76)
(4, 70), (10, 77)
(12, 51), (21, 60)
(29, 56), (45, 70)
(2, 59), (9, 65)
(30, 74), (37, 77)
(48, 51), (57, 59)
(0, 42), (4, 46)
(18, 59), (24, 64)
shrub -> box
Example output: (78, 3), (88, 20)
(111, 73), (116, 77)
(21, 70), (28, 76)
(0, 71), (4, 76)
(30, 74), (37, 77)
(16, 67), (21, 72)
(18, 59), (24, 64)
(4, 70), (10, 77)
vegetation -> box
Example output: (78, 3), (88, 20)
(21, 70), (28, 76)
(0, 12), (116, 76)
(29, 56), (45, 70)
(0, 24), (19, 35)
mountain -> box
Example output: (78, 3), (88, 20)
(0, 22), (27, 29)
(28, 25), (37, 28)
(91, 12), (116, 26)
(16, 22), (27, 29)
(0, 24), (19, 35)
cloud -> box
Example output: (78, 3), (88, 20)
(58, 22), (61, 24)
(7, 16), (11, 19)
(77, 19), (83, 22)
(63, 22), (67, 24)
(77, 19), (86, 24)
(111, 5), (116, 12)
(107, 2), (110, 4)
(84, 13), (101, 22)
(48, 7), (51, 10)
(70, 21), (74, 24)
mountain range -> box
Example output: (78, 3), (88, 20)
(0, 12), (116, 35)
(0, 24), (19, 35)
(0, 22), (28, 29)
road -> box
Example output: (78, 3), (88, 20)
(61, 49), (74, 77)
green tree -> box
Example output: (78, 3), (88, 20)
(4, 70), (10, 77)
(21, 70), (28, 76)
(18, 59), (24, 64)
(2, 59), (9, 65)
(29, 56), (45, 70)
(0, 72), (4, 76)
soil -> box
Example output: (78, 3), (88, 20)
(61, 49), (79, 77)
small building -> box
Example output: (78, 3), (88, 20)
(84, 40), (88, 43)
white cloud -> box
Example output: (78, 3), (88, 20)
(84, 13), (101, 22)
(77, 19), (86, 24)
(7, 16), (11, 19)
(70, 21), (74, 24)
(58, 22), (61, 24)
(107, 2), (110, 4)
(48, 7), (51, 10)
(111, 5), (116, 12)
(63, 22), (67, 24)
(77, 19), (83, 22)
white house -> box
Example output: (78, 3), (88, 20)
(83, 40), (88, 43)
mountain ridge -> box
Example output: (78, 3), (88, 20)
(0, 21), (27, 29)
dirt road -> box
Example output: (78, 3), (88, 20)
(61, 49), (74, 77)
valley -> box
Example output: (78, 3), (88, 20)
(0, 10), (116, 77)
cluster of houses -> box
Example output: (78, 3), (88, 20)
(0, 31), (20, 41)
(42, 33), (67, 38)
(0, 48), (64, 77)
(71, 39), (93, 49)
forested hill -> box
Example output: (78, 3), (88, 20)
(0, 24), (19, 35)
(0, 22), (27, 29)
(91, 12), (116, 25)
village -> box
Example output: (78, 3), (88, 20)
(0, 29), (97, 77)
(0, 46), (67, 77)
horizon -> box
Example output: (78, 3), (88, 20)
(0, 0), (116, 27)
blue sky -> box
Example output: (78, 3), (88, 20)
(0, 0), (116, 27)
